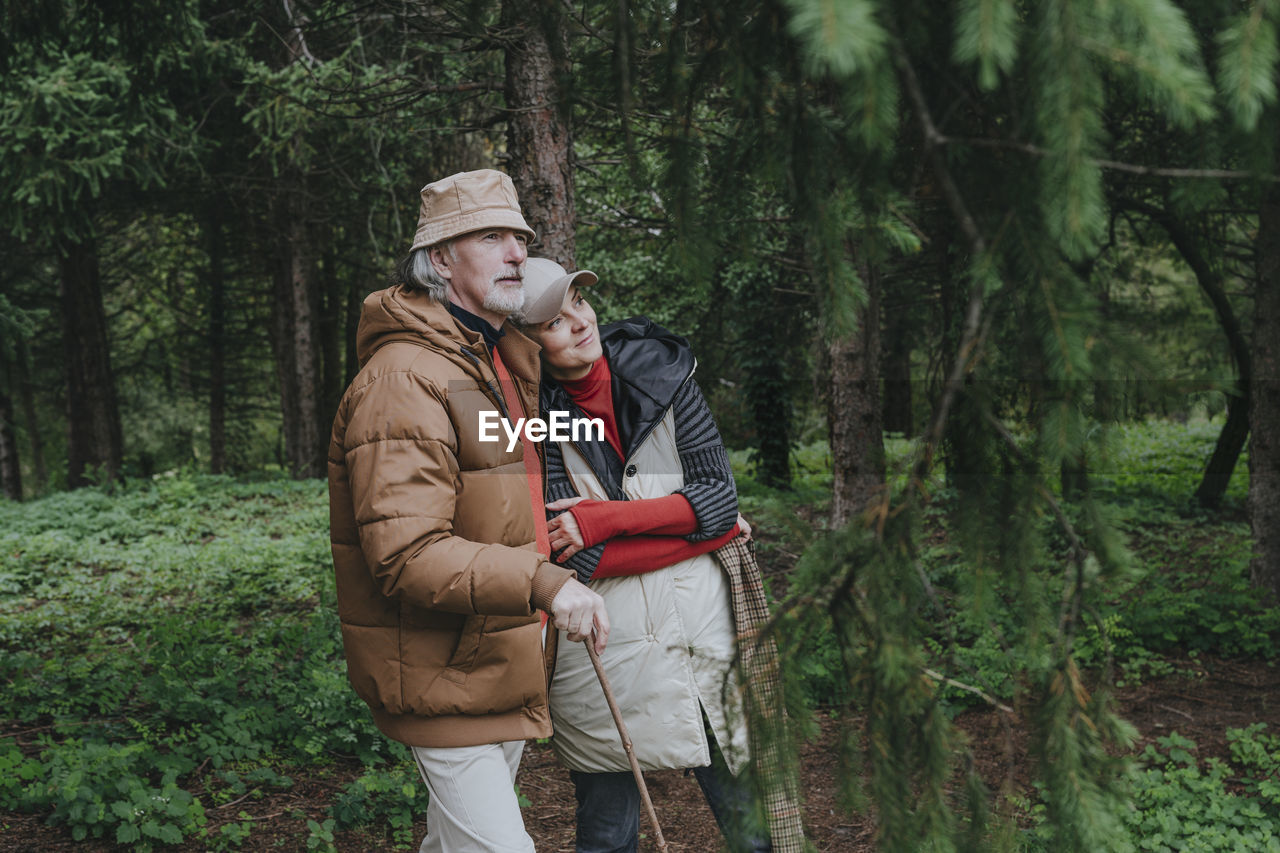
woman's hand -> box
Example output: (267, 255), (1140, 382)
(736, 513), (752, 540)
(547, 497), (587, 560)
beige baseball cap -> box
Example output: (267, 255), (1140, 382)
(520, 257), (598, 324)
(408, 169), (536, 251)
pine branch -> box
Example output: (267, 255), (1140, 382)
(950, 135), (1280, 182)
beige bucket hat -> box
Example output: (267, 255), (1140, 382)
(520, 257), (598, 324)
(408, 169), (536, 251)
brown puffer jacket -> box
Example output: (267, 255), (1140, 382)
(327, 285), (574, 748)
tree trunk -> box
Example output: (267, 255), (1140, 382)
(1060, 454), (1088, 499)
(203, 203), (228, 474)
(57, 237), (123, 488)
(345, 271), (361, 386)
(936, 230), (964, 491)
(1170, 230), (1251, 508)
(1252, 189), (1280, 597)
(881, 292), (914, 435)
(319, 236), (344, 430)
(271, 202), (326, 479)
(1197, 390), (1250, 508)
(1133, 203), (1251, 509)
(501, 0), (577, 267)
(829, 260), (886, 527)
(741, 268), (794, 490)
(16, 340), (45, 493)
(0, 368), (21, 500)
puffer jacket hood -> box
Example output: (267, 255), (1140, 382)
(355, 286), (528, 406)
(356, 286), (464, 366)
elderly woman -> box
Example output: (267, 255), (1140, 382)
(517, 258), (772, 853)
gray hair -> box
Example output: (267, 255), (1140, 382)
(395, 241), (454, 303)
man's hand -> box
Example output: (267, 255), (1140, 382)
(549, 577), (609, 654)
(546, 497), (587, 560)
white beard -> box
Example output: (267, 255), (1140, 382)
(483, 275), (526, 315)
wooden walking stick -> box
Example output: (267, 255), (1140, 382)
(584, 639), (670, 852)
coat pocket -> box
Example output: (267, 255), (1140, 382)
(441, 615), (486, 684)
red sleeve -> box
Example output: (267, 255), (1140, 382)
(591, 524), (742, 579)
(569, 494), (698, 549)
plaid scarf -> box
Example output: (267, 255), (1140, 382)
(713, 535), (808, 853)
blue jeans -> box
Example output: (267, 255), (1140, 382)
(570, 740), (771, 853)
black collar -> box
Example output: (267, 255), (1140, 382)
(448, 302), (506, 351)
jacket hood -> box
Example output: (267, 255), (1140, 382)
(355, 285), (480, 368)
(600, 317), (695, 407)
(354, 285), (544, 421)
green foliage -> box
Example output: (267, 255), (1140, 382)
(1109, 0), (1216, 128)
(768, 409), (1265, 850)
(1216, 2), (1280, 131)
(782, 0), (888, 79)
(0, 474), (389, 846)
(1019, 729), (1280, 851)
(1228, 723), (1280, 808)
(0, 2), (204, 242)
(1124, 731), (1280, 851)
(953, 0), (1020, 90)
(306, 817), (338, 852)
(331, 755), (430, 847)
(11, 737), (206, 846)
(1, 52), (180, 239)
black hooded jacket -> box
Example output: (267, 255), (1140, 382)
(540, 317), (739, 581)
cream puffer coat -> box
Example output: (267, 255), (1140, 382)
(543, 321), (749, 775)
(328, 285), (574, 748)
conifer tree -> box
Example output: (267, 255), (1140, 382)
(639, 0), (1223, 847)
(0, 1), (205, 485)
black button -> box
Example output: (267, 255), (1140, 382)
(625, 464), (637, 477)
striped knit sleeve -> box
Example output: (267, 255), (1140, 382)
(672, 378), (739, 542)
(543, 438), (605, 582)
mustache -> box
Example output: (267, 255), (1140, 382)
(491, 265), (524, 285)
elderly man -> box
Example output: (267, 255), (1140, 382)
(328, 169), (609, 852)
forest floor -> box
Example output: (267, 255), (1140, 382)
(3, 658), (1275, 852)
(0, 433), (1271, 851)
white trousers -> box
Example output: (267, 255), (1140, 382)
(410, 740), (535, 853)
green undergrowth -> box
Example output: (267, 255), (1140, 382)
(0, 419), (1271, 848)
(1017, 726), (1280, 851)
(0, 475), (405, 849)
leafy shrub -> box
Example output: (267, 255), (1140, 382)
(1124, 731), (1280, 852)
(12, 737), (206, 846)
(331, 753), (431, 848)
